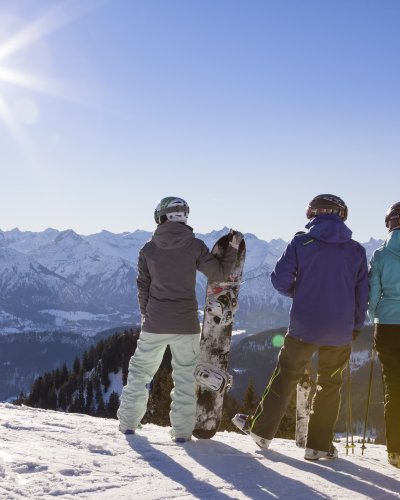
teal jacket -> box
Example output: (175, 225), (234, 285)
(368, 229), (400, 324)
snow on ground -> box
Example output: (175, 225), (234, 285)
(0, 404), (399, 500)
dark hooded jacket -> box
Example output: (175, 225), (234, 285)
(271, 214), (368, 346)
(137, 222), (237, 334)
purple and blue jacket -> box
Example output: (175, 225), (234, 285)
(271, 215), (368, 346)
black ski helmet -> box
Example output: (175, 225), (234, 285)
(306, 194), (348, 221)
(385, 202), (400, 231)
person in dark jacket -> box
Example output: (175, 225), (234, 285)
(233, 194), (368, 460)
(117, 196), (242, 441)
(369, 202), (400, 468)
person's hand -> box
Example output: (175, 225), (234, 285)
(141, 314), (146, 326)
(229, 229), (243, 249)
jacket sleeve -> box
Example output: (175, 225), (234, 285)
(354, 247), (369, 330)
(270, 240), (297, 298)
(367, 251), (381, 322)
(137, 250), (151, 315)
(197, 241), (237, 282)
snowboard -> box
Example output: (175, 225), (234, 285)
(193, 232), (246, 439)
(295, 365), (314, 448)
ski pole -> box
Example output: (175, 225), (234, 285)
(345, 359), (354, 455)
(346, 359), (354, 454)
(346, 359), (349, 455)
(361, 349), (376, 455)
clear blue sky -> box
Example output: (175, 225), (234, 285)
(0, 0), (399, 242)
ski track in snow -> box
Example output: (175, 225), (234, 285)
(0, 404), (399, 499)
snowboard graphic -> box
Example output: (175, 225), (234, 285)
(295, 365), (314, 448)
(193, 232), (246, 439)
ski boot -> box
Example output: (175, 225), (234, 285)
(388, 452), (400, 468)
(172, 437), (191, 443)
(119, 425), (135, 436)
(232, 413), (252, 434)
(304, 444), (338, 461)
(231, 414), (270, 450)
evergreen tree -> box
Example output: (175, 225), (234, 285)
(60, 363), (69, 386)
(72, 385), (85, 413)
(41, 373), (57, 410)
(96, 393), (106, 417)
(219, 392), (241, 432)
(73, 356), (81, 375)
(82, 347), (96, 372)
(144, 366), (173, 426)
(240, 379), (259, 415)
(107, 392), (120, 418)
(58, 385), (68, 411)
(54, 368), (62, 390)
(122, 330), (138, 384)
(86, 379), (94, 413)
(97, 359), (110, 391)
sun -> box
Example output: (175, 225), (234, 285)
(0, 1), (99, 138)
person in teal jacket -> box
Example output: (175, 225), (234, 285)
(368, 202), (400, 469)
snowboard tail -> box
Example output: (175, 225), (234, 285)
(295, 365), (314, 448)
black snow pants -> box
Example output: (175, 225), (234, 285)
(375, 326), (400, 453)
(251, 334), (351, 452)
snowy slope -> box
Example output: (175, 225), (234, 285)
(0, 404), (399, 499)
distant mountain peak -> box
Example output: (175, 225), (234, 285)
(55, 230), (84, 244)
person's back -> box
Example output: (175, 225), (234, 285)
(272, 213), (368, 345)
(139, 220), (236, 334)
(369, 202), (400, 468)
(369, 227), (400, 325)
(233, 194), (369, 461)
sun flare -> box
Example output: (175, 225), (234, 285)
(0, 0), (99, 138)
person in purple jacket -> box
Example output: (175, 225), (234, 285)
(233, 194), (368, 460)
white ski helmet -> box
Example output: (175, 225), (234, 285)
(154, 197), (190, 225)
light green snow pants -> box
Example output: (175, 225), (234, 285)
(117, 331), (200, 438)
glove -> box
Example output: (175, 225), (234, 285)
(352, 329), (360, 341)
(229, 229), (243, 250)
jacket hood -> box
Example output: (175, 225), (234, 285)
(152, 221), (195, 249)
(305, 214), (352, 243)
(384, 228), (400, 258)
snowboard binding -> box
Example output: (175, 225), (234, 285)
(195, 363), (233, 393)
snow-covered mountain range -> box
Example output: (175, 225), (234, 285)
(0, 227), (383, 334)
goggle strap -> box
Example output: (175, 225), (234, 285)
(157, 205), (189, 217)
